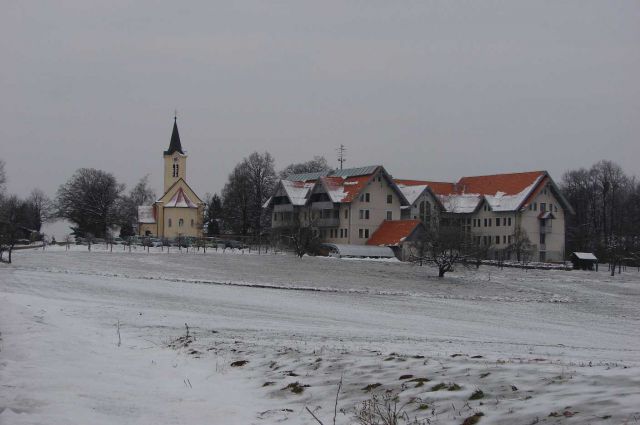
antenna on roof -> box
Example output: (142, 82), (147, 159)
(337, 144), (347, 170)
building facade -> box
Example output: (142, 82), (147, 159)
(266, 167), (573, 262)
(396, 171), (573, 262)
(137, 118), (204, 239)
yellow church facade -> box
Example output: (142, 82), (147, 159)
(137, 118), (204, 239)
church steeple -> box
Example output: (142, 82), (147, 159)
(164, 116), (184, 155)
(163, 116), (187, 192)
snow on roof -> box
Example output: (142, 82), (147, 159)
(438, 194), (483, 213)
(320, 176), (347, 203)
(138, 206), (156, 223)
(165, 188), (197, 208)
(573, 252), (598, 261)
(281, 180), (314, 206)
(483, 180), (540, 212)
(397, 184), (428, 205)
(321, 243), (395, 258)
(367, 220), (422, 247)
(395, 179), (455, 196)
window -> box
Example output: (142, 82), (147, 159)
(340, 229), (343, 238)
(359, 229), (363, 238)
(191, 219), (194, 227)
(344, 229), (348, 238)
(484, 218), (487, 227)
(508, 235), (513, 244)
(489, 218), (492, 227)
(540, 233), (546, 244)
(273, 213), (277, 221)
(496, 218), (501, 227)
(168, 218), (172, 227)
(364, 229), (370, 238)
(386, 211), (392, 220)
(508, 217), (512, 226)
(540, 203), (546, 212)
(503, 235), (507, 244)
(533, 203), (537, 211)
(365, 193), (370, 202)
(344, 209), (348, 219)
(178, 218), (184, 227)
(359, 194), (364, 202)
(387, 195), (393, 204)
(495, 236), (500, 244)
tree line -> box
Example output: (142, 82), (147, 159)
(4, 153), (638, 265)
(561, 160), (640, 263)
(0, 153), (329, 262)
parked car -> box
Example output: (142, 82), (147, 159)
(224, 239), (248, 249)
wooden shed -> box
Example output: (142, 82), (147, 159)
(571, 252), (598, 271)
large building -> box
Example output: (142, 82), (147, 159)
(265, 166), (573, 262)
(137, 118), (204, 239)
(265, 165), (411, 245)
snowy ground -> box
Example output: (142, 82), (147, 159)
(1, 246), (639, 424)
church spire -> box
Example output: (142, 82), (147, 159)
(164, 115), (184, 155)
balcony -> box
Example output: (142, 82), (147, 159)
(273, 204), (294, 213)
(315, 218), (340, 227)
(311, 201), (335, 210)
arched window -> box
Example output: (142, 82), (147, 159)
(190, 219), (194, 227)
(178, 218), (184, 227)
(168, 218), (172, 227)
(176, 164), (179, 177)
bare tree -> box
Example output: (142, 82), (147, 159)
(55, 168), (124, 238)
(26, 188), (52, 231)
(509, 225), (533, 263)
(279, 156), (330, 179)
(118, 175), (156, 237)
(0, 196), (29, 263)
(411, 225), (473, 277)
(280, 214), (320, 258)
(221, 163), (252, 235)
(0, 159), (6, 196)
(244, 152), (277, 237)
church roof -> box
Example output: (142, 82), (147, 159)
(164, 117), (184, 155)
(165, 188), (197, 208)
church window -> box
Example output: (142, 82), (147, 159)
(179, 218), (184, 227)
(191, 219), (194, 227)
(168, 218), (172, 227)
(176, 164), (179, 177)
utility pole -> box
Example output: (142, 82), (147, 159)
(337, 144), (347, 170)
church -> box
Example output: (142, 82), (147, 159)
(137, 118), (204, 239)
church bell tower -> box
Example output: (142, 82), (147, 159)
(163, 116), (187, 192)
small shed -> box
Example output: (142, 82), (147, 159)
(318, 243), (395, 259)
(366, 220), (426, 261)
(571, 252), (598, 271)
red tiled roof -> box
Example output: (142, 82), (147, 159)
(341, 175), (372, 202)
(366, 220), (422, 247)
(456, 171), (545, 196)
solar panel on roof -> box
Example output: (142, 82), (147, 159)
(286, 171), (331, 181)
(330, 165), (379, 178)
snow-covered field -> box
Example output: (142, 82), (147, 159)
(1, 246), (639, 424)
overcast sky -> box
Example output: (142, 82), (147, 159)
(1, 1), (639, 200)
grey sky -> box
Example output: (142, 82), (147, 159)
(1, 1), (639, 200)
